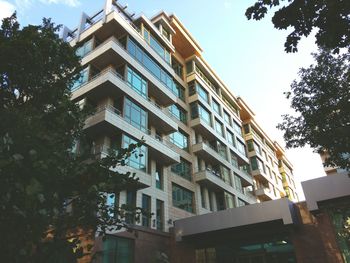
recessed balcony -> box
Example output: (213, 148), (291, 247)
(85, 105), (180, 165)
(71, 68), (178, 134)
(80, 37), (177, 105)
(255, 187), (275, 201)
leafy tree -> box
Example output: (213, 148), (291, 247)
(277, 49), (350, 170)
(246, 0), (350, 52)
(0, 14), (144, 262)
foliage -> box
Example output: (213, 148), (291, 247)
(246, 0), (350, 53)
(0, 14), (144, 262)
(277, 49), (350, 170)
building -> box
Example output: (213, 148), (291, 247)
(62, 0), (299, 261)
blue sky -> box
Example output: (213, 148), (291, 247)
(0, 0), (326, 199)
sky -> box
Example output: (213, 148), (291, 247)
(0, 0), (327, 199)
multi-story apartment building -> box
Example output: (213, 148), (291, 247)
(62, 0), (299, 261)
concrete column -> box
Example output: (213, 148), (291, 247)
(204, 187), (210, 209)
(210, 192), (217, 211)
(234, 195), (239, 208)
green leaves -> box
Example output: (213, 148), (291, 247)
(0, 14), (143, 262)
(277, 49), (350, 170)
(246, 0), (350, 53)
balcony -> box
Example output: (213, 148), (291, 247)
(255, 187), (275, 201)
(192, 142), (230, 168)
(80, 37), (177, 105)
(194, 168), (233, 193)
(231, 163), (254, 187)
(194, 169), (255, 205)
(88, 144), (152, 189)
(71, 67), (178, 134)
(85, 105), (180, 165)
(190, 118), (226, 144)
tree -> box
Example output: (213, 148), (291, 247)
(0, 14), (144, 262)
(246, 0), (350, 53)
(277, 49), (350, 170)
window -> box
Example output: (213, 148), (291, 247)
(75, 38), (93, 58)
(126, 67), (147, 98)
(237, 139), (246, 156)
(169, 104), (187, 124)
(196, 82), (209, 103)
(103, 236), (134, 263)
(171, 158), (192, 181)
(156, 199), (164, 231)
(141, 194), (151, 227)
(225, 192), (235, 209)
(224, 110), (231, 125)
(198, 104), (211, 126)
(189, 81), (209, 103)
(250, 156), (265, 173)
(162, 27), (170, 40)
(71, 67), (89, 91)
(227, 130), (236, 147)
(243, 124), (250, 134)
(247, 140), (254, 152)
(214, 119), (224, 137)
(106, 192), (119, 218)
(143, 27), (170, 64)
(262, 149), (268, 161)
(127, 38), (179, 96)
(172, 184), (194, 212)
(234, 174), (243, 193)
(212, 99), (221, 115)
(217, 142), (228, 160)
(122, 134), (147, 171)
(186, 60), (194, 74)
(169, 130), (189, 151)
(221, 166), (231, 186)
(155, 162), (163, 190)
(253, 141), (262, 155)
(233, 120), (242, 136)
(172, 57), (183, 79)
(125, 190), (136, 224)
(124, 98), (148, 132)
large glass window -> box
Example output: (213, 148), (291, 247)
(143, 27), (170, 64)
(71, 67), (89, 91)
(215, 119), (224, 137)
(122, 134), (147, 171)
(172, 57), (183, 78)
(75, 38), (93, 58)
(225, 192), (235, 209)
(172, 184), (194, 212)
(169, 130), (189, 151)
(227, 130), (236, 147)
(141, 194), (151, 227)
(250, 156), (265, 173)
(237, 139), (246, 156)
(192, 103), (212, 126)
(169, 104), (187, 124)
(103, 236), (134, 263)
(155, 162), (163, 190)
(156, 199), (164, 231)
(217, 142), (228, 160)
(125, 190), (136, 224)
(234, 174), (243, 193)
(171, 158), (192, 181)
(253, 141), (262, 155)
(189, 81), (209, 103)
(124, 98), (148, 132)
(212, 99), (221, 116)
(233, 120), (242, 136)
(224, 110), (231, 126)
(127, 38), (181, 97)
(126, 67), (148, 98)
